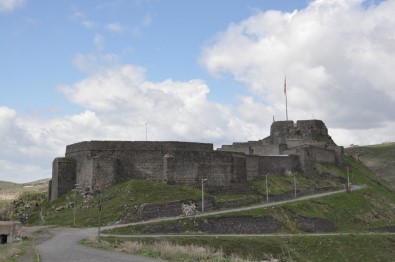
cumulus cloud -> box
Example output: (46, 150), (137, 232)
(200, 0), (395, 145)
(0, 0), (24, 12)
(1, 64), (262, 182)
(3, 0), (395, 183)
(59, 64), (254, 142)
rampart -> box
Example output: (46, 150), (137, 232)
(49, 119), (343, 201)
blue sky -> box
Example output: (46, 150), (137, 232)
(1, 0), (395, 182)
(1, 0), (307, 114)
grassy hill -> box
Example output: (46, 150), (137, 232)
(98, 157), (395, 261)
(346, 142), (395, 190)
(21, 157), (395, 261)
(0, 178), (49, 221)
(26, 170), (347, 227)
(0, 178), (49, 199)
(105, 157), (395, 235)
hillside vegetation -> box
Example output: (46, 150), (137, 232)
(105, 156), (395, 235)
(14, 155), (395, 261)
(26, 170), (347, 227)
(0, 178), (49, 201)
(99, 157), (395, 261)
(346, 142), (395, 190)
(0, 179), (49, 221)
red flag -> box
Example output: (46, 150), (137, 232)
(284, 77), (287, 95)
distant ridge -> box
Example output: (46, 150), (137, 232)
(346, 142), (395, 190)
(0, 178), (50, 201)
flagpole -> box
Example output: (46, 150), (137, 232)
(284, 77), (288, 121)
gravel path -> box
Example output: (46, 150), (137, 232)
(35, 227), (161, 262)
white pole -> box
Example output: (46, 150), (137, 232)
(73, 188), (76, 226)
(145, 123), (147, 141)
(73, 184), (79, 227)
(201, 178), (207, 213)
(265, 174), (269, 202)
(98, 190), (102, 242)
(347, 166), (350, 189)
(284, 77), (288, 121)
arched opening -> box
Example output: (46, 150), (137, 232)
(0, 234), (7, 244)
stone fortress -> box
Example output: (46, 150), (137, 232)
(49, 119), (344, 201)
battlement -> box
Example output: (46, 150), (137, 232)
(270, 120), (330, 144)
(66, 141), (213, 154)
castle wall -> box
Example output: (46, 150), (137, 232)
(309, 147), (336, 164)
(64, 141), (214, 192)
(219, 143), (281, 156)
(246, 155), (300, 180)
(163, 151), (246, 187)
(51, 158), (76, 200)
(270, 121), (295, 144)
(271, 120), (330, 144)
(91, 156), (120, 191)
(284, 146), (337, 174)
(328, 145), (344, 164)
(50, 119), (344, 200)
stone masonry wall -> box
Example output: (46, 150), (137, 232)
(65, 141), (213, 193)
(270, 120), (329, 144)
(246, 155), (300, 180)
(51, 158), (76, 200)
(51, 120), (343, 200)
(138, 197), (215, 220)
(163, 151), (247, 187)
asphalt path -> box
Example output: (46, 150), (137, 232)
(35, 227), (162, 262)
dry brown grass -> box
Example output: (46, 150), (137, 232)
(0, 243), (21, 262)
(85, 237), (252, 261)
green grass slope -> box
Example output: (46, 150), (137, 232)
(98, 157), (395, 261)
(106, 157), (395, 235)
(27, 169), (348, 227)
(346, 142), (395, 190)
(27, 179), (205, 227)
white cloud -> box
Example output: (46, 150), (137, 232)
(70, 10), (96, 29)
(3, 0), (395, 183)
(142, 14), (152, 27)
(59, 64), (249, 143)
(0, 0), (24, 12)
(82, 20), (95, 29)
(106, 22), (124, 33)
(93, 33), (104, 50)
(131, 14), (152, 37)
(200, 0), (395, 146)
(72, 53), (120, 74)
(1, 64), (262, 182)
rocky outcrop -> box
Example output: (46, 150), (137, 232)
(295, 215), (335, 232)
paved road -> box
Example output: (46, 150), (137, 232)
(35, 227), (161, 262)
